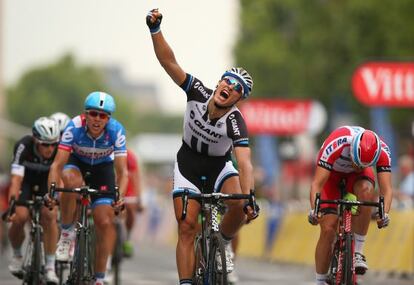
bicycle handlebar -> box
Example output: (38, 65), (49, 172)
(314, 193), (385, 228)
(1, 195), (47, 221)
(179, 189), (258, 220)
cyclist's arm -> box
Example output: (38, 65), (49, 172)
(310, 166), (330, 209)
(114, 155), (128, 198)
(150, 30), (186, 86)
(48, 149), (70, 189)
(8, 174), (23, 201)
(130, 163), (142, 201)
(233, 146), (254, 195)
(377, 171), (393, 213)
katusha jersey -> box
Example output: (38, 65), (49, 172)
(59, 114), (127, 165)
(180, 74), (249, 157)
(317, 126), (391, 173)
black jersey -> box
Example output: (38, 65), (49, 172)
(179, 74), (249, 157)
(11, 136), (56, 187)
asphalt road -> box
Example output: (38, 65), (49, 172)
(0, 241), (412, 285)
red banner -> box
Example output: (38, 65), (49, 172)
(352, 62), (414, 107)
(240, 100), (326, 135)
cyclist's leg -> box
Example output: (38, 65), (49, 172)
(56, 167), (83, 261)
(123, 196), (137, 257)
(92, 203), (116, 282)
(348, 169), (375, 274)
(219, 176), (244, 238)
(173, 195), (200, 282)
(41, 205), (59, 280)
(8, 205), (30, 273)
(314, 171), (341, 284)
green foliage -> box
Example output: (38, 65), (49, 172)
(7, 54), (105, 126)
(236, 0), (414, 127)
(6, 53), (183, 136)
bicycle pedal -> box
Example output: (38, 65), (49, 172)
(11, 270), (24, 280)
(356, 267), (367, 275)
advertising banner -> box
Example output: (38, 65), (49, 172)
(352, 62), (414, 107)
(240, 99), (326, 135)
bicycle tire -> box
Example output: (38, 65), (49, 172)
(28, 227), (42, 285)
(207, 232), (228, 285)
(193, 234), (206, 285)
(112, 221), (123, 285)
(74, 229), (86, 284)
(342, 233), (355, 285)
(328, 239), (340, 285)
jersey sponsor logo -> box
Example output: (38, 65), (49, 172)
(318, 160), (332, 170)
(73, 144), (114, 159)
(194, 120), (222, 138)
(61, 127), (74, 143)
(229, 114), (241, 136)
(115, 130), (126, 148)
(13, 144), (25, 165)
(325, 137), (347, 156)
(193, 82), (210, 99)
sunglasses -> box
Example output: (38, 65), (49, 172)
(86, 110), (110, 119)
(40, 142), (58, 147)
(223, 76), (244, 94)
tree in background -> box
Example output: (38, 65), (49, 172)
(235, 0), (414, 138)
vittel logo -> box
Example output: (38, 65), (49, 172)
(193, 82), (210, 99)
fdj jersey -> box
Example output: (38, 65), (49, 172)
(59, 114), (127, 165)
(180, 74), (249, 156)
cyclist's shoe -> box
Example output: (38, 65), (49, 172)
(45, 268), (59, 284)
(122, 240), (134, 258)
(216, 242), (234, 273)
(56, 233), (75, 262)
(8, 256), (24, 279)
(227, 268), (239, 284)
(355, 252), (368, 275)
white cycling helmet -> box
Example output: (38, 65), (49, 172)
(221, 67), (254, 99)
(50, 112), (71, 133)
(32, 117), (60, 143)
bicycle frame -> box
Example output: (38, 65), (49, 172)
(180, 182), (258, 285)
(314, 191), (384, 285)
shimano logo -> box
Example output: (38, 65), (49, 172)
(194, 120), (222, 138)
(229, 114), (240, 136)
(193, 82), (210, 99)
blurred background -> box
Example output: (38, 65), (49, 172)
(0, 0), (413, 283)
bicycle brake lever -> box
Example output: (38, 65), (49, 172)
(181, 189), (189, 220)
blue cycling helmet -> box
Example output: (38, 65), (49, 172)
(84, 91), (116, 114)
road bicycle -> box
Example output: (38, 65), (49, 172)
(180, 176), (258, 285)
(111, 191), (125, 285)
(51, 183), (105, 284)
(313, 183), (385, 285)
(2, 194), (48, 285)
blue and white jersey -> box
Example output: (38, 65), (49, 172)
(59, 114), (127, 165)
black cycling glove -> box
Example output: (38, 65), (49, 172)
(146, 9), (163, 34)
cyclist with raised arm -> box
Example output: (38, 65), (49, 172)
(47, 91), (128, 285)
(7, 117), (60, 284)
(50, 112), (71, 135)
(308, 126), (393, 285)
(147, 9), (259, 285)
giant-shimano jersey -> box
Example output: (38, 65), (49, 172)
(59, 114), (127, 165)
(11, 135), (56, 182)
(180, 74), (249, 157)
(317, 126), (391, 173)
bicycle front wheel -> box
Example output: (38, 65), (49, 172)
(193, 234), (206, 285)
(27, 228), (42, 285)
(342, 233), (355, 285)
(207, 232), (228, 285)
(328, 239), (340, 285)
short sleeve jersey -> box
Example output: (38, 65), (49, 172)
(317, 126), (391, 173)
(59, 114), (127, 165)
(11, 136), (56, 181)
(179, 74), (249, 156)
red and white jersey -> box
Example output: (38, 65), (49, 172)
(317, 126), (391, 173)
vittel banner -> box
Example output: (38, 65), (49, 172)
(240, 100), (326, 135)
(352, 62), (414, 107)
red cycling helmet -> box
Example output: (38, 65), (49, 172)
(350, 130), (381, 168)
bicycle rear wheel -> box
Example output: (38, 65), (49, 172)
(207, 232), (228, 285)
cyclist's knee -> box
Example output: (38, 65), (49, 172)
(178, 218), (198, 238)
(354, 179), (374, 198)
(319, 224), (336, 241)
(62, 170), (83, 188)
